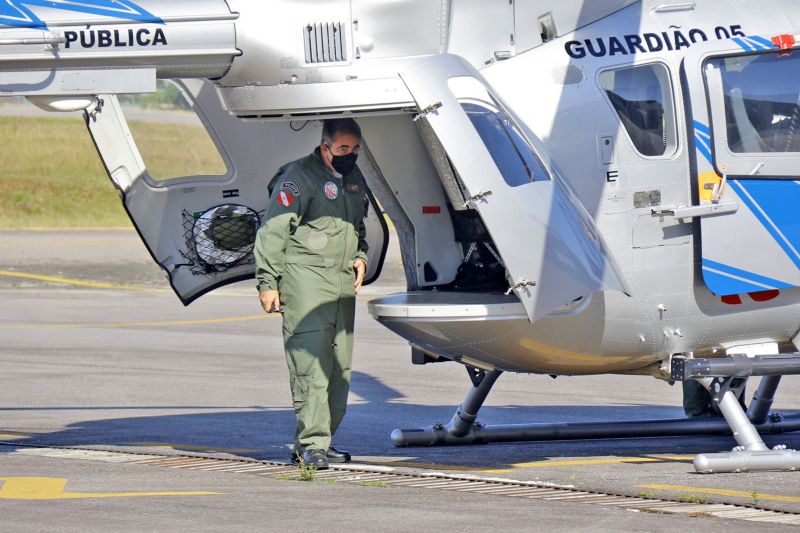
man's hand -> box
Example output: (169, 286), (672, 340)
(259, 289), (282, 313)
(354, 259), (367, 294)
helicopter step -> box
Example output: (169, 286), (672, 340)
(392, 365), (800, 474)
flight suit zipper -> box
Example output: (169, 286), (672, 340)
(338, 178), (349, 299)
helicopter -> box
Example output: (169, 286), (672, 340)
(3, 0), (800, 473)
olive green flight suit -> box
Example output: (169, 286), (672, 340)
(254, 148), (369, 454)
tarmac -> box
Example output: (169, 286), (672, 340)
(2, 228), (800, 531)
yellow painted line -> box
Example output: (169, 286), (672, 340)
(0, 314), (276, 330)
(0, 477), (220, 500)
(639, 484), (800, 504)
(0, 431), (31, 439)
(3, 227), (133, 232)
(480, 455), (695, 473)
(0, 270), (161, 292)
(0, 269), (253, 298)
(130, 442), (257, 454)
(0, 314), (277, 330)
(0, 240), (136, 247)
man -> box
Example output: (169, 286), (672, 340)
(254, 118), (369, 469)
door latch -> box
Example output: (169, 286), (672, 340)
(463, 190), (493, 208)
(413, 101), (443, 121)
(505, 277), (537, 295)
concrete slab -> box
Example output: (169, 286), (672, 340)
(4, 449), (776, 532)
(2, 229), (800, 526)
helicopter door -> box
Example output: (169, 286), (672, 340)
(683, 35), (800, 296)
(87, 79), (388, 305)
(399, 55), (627, 322)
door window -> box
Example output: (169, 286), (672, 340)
(708, 53), (800, 154)
(599, 63), (677, 157)
(119, 80), (228, 182)
(448, 76), (550, 187)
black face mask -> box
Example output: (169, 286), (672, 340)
(328, 148), (358, 175)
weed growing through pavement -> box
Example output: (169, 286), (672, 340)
(297, 461), (318, 482)
(273, 459), (318, 482)
(639, 508), (665, 515)
(676, 493), (709, 504)
(356, 481), (390, 488)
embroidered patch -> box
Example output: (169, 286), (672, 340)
(281, 181), (301, 196)
(324, 181), (339, 200)
(277, 190), (295, 207)
(346, 182), (361, 193)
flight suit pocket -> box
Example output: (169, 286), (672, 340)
(285, 330), (322, 405)
(285, 328), (335, 412)
(290, 375), (310, 409)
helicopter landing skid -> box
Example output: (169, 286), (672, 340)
(391, 369), (800, 473)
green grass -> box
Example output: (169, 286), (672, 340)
(676, 493), (710, 504)
(274, 461), (318, 482)
(297, 462), (318, 482)
(0, 114), (225, 228)
(356, 481), (390, 489)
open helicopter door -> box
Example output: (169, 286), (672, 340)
(399, 55), (627, 322)
(87, 79), (388, 304)
(683, 34), (800, 296)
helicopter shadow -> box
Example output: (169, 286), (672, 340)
(2, 370), (799, 471)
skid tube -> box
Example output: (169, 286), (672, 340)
(391, 368), (800, 473)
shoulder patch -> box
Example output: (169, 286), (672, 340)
(280, 181), (301, 196)
(324, 181), (339, 200)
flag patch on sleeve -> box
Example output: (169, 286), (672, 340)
(277, 190), (295, 207)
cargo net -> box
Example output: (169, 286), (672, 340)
(181, 205), (262, 275)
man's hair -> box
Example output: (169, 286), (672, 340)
(321, 118), (362, 145)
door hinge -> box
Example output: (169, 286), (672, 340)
(463, 190), (493, 208)
(85, 97), (105, 122)
(505, 277), (537, 295)
(413, 101), (443, 121)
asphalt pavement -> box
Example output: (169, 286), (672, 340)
(2, 228), (800, 531)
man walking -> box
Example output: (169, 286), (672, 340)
(255, 118), (369, 469)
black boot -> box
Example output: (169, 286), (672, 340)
(300, 449), (329, 469)
(326, 446), (351, 463)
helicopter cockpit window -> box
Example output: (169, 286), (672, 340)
(118, 80), (228, 182)
(708, 53), (800, 154)
(599, 64), (677, 157)
(448, 76), (550, 187)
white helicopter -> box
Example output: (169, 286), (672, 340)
(3, 0), (800, 473)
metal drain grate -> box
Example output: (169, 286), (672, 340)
(8, 445), (800, 526)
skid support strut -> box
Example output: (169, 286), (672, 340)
(693, 376), (800, 473)
(747, 375), (782, 424)
(392, 369), (502, 446)
(391, 362), (800, 473)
